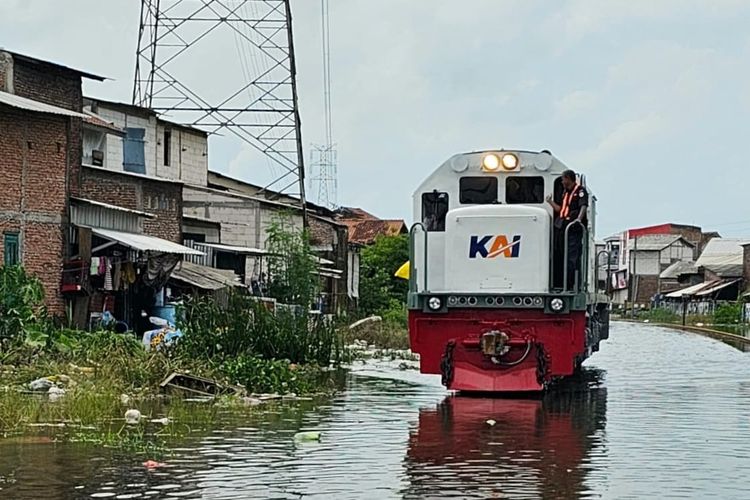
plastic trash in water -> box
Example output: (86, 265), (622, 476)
(143, 460), (166, 469)
(294, 431), (321, 442)
(486, 419), (497, 427)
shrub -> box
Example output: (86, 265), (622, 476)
(359, 235), (409, 317)
(0, 266), (47, 341)
(714, 302), (742, 325)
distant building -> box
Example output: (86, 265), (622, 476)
(336, 207), (407, 245)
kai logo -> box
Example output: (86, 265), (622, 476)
(469, 234), (521, 259)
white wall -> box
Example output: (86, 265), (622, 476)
(87, 103), (208, 187)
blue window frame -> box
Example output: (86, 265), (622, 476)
(123, 127), (146, 174)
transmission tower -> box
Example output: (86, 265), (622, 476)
(133, 0), (307, 215)
(309, 0), (338, 209)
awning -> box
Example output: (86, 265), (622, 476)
(71, 197), (155, 218)
(0, 90), (87, 118)
(170, 261), (244, 290)
(695, 279), (741, 297)
(665, 281), (715, 299)
(198, 242), (267, 256)
(91, 227), (204, 255)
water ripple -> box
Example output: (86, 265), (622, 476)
(1, 323), (750, 499)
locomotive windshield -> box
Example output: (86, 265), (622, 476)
(459, 177), (497, 204)
(506, 177), (545, 204)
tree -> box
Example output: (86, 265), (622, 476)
(358, 235), (409, 317)
(265, 213), (319, 308)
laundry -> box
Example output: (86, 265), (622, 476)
(90, 257), (100, 276)
(104, 259), (113, 291)
(113, 260), (122, 290)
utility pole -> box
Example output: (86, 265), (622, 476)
(630, 236), (638, 319)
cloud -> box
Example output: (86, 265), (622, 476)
(575, 113), (668, 169)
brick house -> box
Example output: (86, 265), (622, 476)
(0, 50), (104, 314)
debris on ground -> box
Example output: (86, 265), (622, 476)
(48, 386), (66, 403)
(160, 372), (243, 398)
(29, 377), (55, 392)
(125, 409), (142, 425)
(150, 417), (170, 426)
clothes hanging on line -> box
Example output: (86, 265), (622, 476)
(90, 257), (100, 276)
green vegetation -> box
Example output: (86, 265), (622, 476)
(713, 302), (742, 325)
(353, 235), (410, 349)
(265, 212), (319, 309)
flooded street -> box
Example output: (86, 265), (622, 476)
(2, 322), (750, 499)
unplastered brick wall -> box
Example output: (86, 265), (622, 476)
(80, 167), (183, 243)
(0, 108), (69, 315)
(12, 57), (83, 196)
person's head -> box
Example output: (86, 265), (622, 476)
(561, 169), (577, 190)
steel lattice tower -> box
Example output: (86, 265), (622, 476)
(309, 0), (337, 210)
(133, 0), (307, 215)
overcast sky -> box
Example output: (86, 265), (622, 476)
(2, 0), (750, 238)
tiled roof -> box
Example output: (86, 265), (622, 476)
(83, 111), (125, 135)
(343, 219), (407, 245)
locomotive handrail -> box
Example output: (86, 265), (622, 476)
(409, 222), (428, 293)
(562, 220), (588, 294)
(595, 249), (613, 296)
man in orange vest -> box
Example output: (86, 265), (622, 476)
(546, 170), (589, 290)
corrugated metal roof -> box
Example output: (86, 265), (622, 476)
(198, 242), (267, 256)
(660, 260), (699, 279)
(170, 261), (244, 290)
(91, 227), (204, 255)
(666, 281), (718, 298)
(0, 90), (87, 118)
(629, 235), (688, 251)
(71, 197), (155, 218)
(696, 279), (741, 297)
(696, 238), (747, 277)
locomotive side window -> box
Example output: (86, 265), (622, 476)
(422, 191), (449, 232)
(459, 177), (498, 204)
(505, 177), (545, 204)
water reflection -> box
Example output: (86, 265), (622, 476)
(404, 370), (607, 499)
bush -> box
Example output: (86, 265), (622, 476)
(641, 308), (679, 324)
(0, 266), (47, 341)
(359, 235), (409, 317)
(714, 302), (742, 325)
(177, 291), (348, 367)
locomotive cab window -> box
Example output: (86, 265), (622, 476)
(422, 191), (449, 232)
(459, 177), (498, 204)
(505, 177), (545, 204)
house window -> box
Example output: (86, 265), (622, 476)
(459, 177), (497, 204)
(4, 232), (20, 266)
(123, 127), (146, 174)
(163, 129), (171, 166)
(505, 177), (545, 204)
(421, 191), (449, 232)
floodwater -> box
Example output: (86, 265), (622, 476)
(2, 322), (750, 499)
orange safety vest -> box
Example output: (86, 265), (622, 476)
(560, 184), (581, 220)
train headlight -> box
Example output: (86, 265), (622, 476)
(550, 298), (565, 312)
(502, 153), (519, 170)
(428, 297), (442, 311)
(482, 154), (501, 172)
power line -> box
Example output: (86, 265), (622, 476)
(309, 0), (338, 210)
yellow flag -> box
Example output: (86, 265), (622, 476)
(395, 261), (410, 280)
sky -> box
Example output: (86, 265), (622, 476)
(2, 0), (750, 238)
